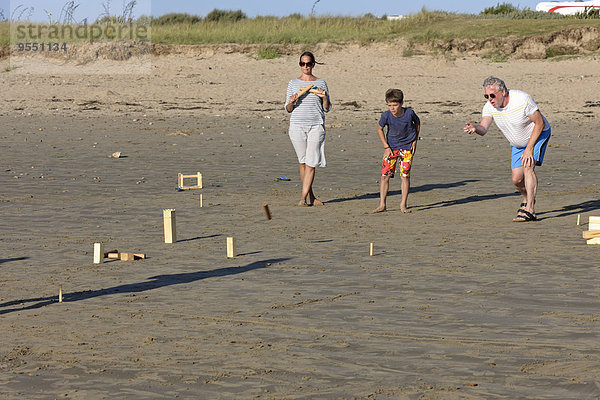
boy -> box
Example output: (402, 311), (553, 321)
(372, 89), (420, 213)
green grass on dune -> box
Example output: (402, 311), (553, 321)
(0, 21), (9, 47)
(148, 11), (599, 45)
(0, 10), (598, 48)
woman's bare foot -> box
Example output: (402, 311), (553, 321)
(400, 207), (411, 213)
(371, 206), (386, 213)
(298, 200), (308, 207)
(311, 198), (324, 206)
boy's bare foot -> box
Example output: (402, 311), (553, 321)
(400, 207), (411, 213)
(298, 200), (308, 207)
(371, 206), (386, 213)
(311, 199), (324, 206)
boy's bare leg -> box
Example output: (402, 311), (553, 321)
(372, 175), (390, 213)
(400, 175), (411, 213)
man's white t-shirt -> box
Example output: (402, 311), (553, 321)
(482, 89), (550, 148)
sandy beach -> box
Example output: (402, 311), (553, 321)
(1, 45), (600, 398)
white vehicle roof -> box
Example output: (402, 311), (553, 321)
(536, 0), (600, 15)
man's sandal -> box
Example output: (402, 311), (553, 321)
(513, 209), (537, 222)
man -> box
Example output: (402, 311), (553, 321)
(464, 76), (551, 222)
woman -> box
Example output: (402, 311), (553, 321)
(285, 51), (331, 206)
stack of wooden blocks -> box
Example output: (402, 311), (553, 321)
(583, 216), (600, 245)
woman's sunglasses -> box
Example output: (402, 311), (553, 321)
(299, 61), (314, 67)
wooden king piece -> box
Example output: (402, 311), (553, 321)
(297, 83), (314, 98)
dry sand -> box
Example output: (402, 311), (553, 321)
(1, 45), (600, 398)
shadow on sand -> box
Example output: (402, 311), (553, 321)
(0, 258), (290, 315)
(417, 192), (520, 211)
(0, 257), (29, 264)
(538, 199), (600, 220)
(325, 179), (480, 204)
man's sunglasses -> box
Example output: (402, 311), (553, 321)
(484, 93), (498, 99)
(299, 61), (314, 67)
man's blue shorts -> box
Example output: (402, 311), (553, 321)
(511, 127), (551, 169)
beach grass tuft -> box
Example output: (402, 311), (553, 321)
(257, 46), (281, 59)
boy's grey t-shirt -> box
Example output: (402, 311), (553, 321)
(379, 108), (420, 150)
(285, 78), (330, 126)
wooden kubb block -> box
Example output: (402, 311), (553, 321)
(587, 217), (600, 245)
(93, 243), (104, 264)
(178, 172), (202, 190)
(163, 208), (176, 243)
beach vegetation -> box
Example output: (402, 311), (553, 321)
(574, 7), (600, 19)
(545, 45), (579, 58)
(145, 8), (596, 45)
(152, 13), (202, 25)
(205, 9), (247, 23)
(0, 20), (9, 47)
(95, 0), (137, 23)
(1, 7), (599, 55)
(257, 45), (281, 59)
(481, 2), (521, 15)
(483, 50), (508, 62)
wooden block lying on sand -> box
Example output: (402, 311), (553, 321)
(106, 252), (146, 260)
(121, 253), (146, 261)
(104, 250), (119, 258)
(582, 230), (600, 239)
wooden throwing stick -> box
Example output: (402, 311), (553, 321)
(297, 84), (314, 98)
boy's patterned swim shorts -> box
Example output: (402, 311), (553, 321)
(381, 149), (412, 178)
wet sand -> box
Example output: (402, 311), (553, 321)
(1, 47), (599, 398)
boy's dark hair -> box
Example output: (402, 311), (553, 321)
(385, 89), (404, 104)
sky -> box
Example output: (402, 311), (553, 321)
(1, 0), (549, 22)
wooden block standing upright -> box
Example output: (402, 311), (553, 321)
(93, 243), (104, 264)
(163, 209), (176, 243)
(227, 237), (235, 258)
(58, 285), (63, 303)
(370, 242), (374, 256)
(263, 202), (271, 220)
